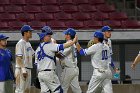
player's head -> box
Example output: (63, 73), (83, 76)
(63, 28), (76, 40)
(0, 34), (9, 47)
(20, 25), (34, 38)
(93, 30), (104, 43)
(101, 26), (113, 39)
(41, 26), (53, 34)
(37, 26), (53, 42)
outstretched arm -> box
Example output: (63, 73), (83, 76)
(131, 54), (140, 70)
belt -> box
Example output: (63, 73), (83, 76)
(25, 67), (32, 69)
(16, 67), (32, 69)
(42, 69), (55, 71)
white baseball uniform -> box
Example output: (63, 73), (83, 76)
(60, 40), (81, 93)
(35, 38), (56, 93)
(35, 42), (64, 93)
(80, 42), (113, 93)
(15, 39), (34, 93)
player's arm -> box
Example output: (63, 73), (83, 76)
(131, 54), (140, 70)
(76, 42), (96, 56)
(63, 36), (77, 48)
(110, 57), (118, 72)
(16, 43), (28, 78)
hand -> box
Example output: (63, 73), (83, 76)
(73, 35), (78, 43)
(131, 63), (136, 70)
(23, 72), (28, 80)
(115, 68), (120, 73)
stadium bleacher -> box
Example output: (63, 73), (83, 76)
(0, 0), (139, 30)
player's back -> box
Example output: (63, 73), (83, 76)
(91, 43), (111, 69)
(35, 42), (59, 71)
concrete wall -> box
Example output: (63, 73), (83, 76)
(1, 29), (140, 41)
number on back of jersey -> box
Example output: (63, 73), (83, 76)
(102, 50), (108, 60)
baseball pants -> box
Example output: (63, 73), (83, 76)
(15, 68), (31, 93)
(38, 70), (63, 93)
(0, 80), (13, 93)
(61, 67), (81, 93)
(87, 68), (113, 93)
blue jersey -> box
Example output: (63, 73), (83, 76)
(0, 49), (14, 81)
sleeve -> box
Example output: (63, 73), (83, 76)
(15, 42), (24, 56)
(50, 44), (64, 52)
(79, 45), (97, 56)
(61, 47), (72, 56)
(6, 49), (13, 61)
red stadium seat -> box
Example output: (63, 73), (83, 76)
(122, 20), (140, 28)
(109, 12), (128, 21)
(17, 13), (34, 22)
(0, 6), (4, 13)
(72, 12), (91, 21)
(65, 21), (84, 29)
(35, 13), (54, 21)
(47, 21), (66, 29)
(10, 0), (26, 5)
(28, 21), (46, 29)
(9, 21), (26, 29)
(103, 20), (121, 28)
(59, 0), (74, 5)
(0, 13), (16, 21)
(5, 6), (23, 13)
(26, 0), (42, 5)
(60, 5), (79, 13)
(54, 12), (72, 20)
(93, 12), (109, 21)
(24, 6), (41, 13)
(0, 0), (9, 5)
(42, 0), (58, 5)
(73, 0), (89, 4)
(84, 20), (103, 29)
(0, 22), (9, 30)
(42, 5), (60, 13)
(97, 4), (115, 13)
(89, 0), (105, 5)
(78, 5), (97, 12)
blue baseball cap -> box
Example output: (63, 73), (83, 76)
(101, 26), (113, 32)
(41, 26), (53, 34)
(37, 31), (52, 40)
(0, 34), (9, 40)
(93, 30), (104, 39)
(20, 25), (34, 33)
(63, 28), (76, 37)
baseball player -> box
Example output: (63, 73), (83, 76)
(101, 26), (118, 71)
(15, 25), (35, 93)
(76, 30), (113, 93)
(35, 28), (78, 93)
(131, 51), (140, 69)
(34, 26), (56, 93)
(59, 28), (81, 93)
(0, 34), (14, 93)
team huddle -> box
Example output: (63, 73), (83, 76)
(0, 25), (139, 93)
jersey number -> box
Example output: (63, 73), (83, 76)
(102, 50), (108, 60)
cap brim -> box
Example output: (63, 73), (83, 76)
(63, 31), (67, 34)
(108, 29), (113, 31)
(29, 29), (34, 31)
(0, 37), (9, 40)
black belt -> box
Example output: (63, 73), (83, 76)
(43, 69), (55, 71)
(25, 67), (32, 69)
(44, 69), (51, 71)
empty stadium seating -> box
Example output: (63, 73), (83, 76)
(0, 0), (139, 30)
